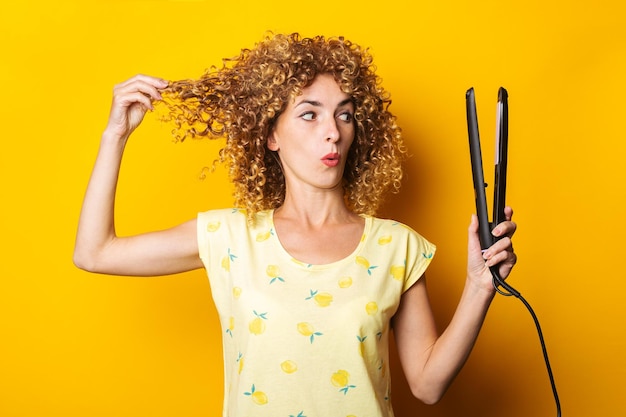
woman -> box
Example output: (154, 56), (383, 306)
(74, 32), (517, 417)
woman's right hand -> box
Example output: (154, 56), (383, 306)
(104, 74), (169, 140)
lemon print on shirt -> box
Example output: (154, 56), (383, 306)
(291, 258), (313, 268)
(221, 248), (237, 272)
(390, 263), (405, 281)
(267, 265), (284, 284)
(357, 335), (367, 357)
(331, 370), (356, 395)
(365, 301), (378, 315)
(256, 229), (273, 242)
(221, 256), (230, 271)
(378, 235), (392, 245)
(305, 290), (333, 307)
(297, 322), (323, 343)
(206, 221), (221, 232)
(280, 360), (298, 374)
(237, 352), (244, 374)
(226, 316), (234, 337)
(338, 276), (353, 288)
(244, 384), (268, 405)
(249, 311), (268, 335)
(356, 256), (378, 275)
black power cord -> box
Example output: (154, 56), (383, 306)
(491, 267), (561, 417)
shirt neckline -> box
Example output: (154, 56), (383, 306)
(268, 209), (372, 270)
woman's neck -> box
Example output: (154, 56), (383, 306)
(275, 186), (358, 227)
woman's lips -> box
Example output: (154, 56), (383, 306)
(321, 153), (340, 167)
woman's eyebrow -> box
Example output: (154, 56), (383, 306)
(337, 98), (354, 108)
(295, 99), (322, 108)
(295, 98), (353, 108)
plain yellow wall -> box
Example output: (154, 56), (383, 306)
(1, 1), (625, 416)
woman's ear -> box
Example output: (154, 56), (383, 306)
(267, 131), (279, 151)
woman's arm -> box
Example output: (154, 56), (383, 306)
(73, 75), (203, 276)
(393, 208), (517, 404)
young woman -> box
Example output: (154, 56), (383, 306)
(74, 33), (517, 417)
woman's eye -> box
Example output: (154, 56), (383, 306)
(338, 112), (353, 122)
(301, 112), (315, 121)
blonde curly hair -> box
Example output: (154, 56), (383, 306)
(158, 32), (407, 219)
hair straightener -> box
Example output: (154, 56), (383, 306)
(466, 86), (509, 256)
(465, 87), (561, 416)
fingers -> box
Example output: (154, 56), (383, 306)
(466, 214), (491, 275)
(113, 75), (169, 110)
(487, 207), (516, 266)
(504, 206), (514, 221)
(467, 214), (483, 255)
(104, 75), (169, 139)
(491, 206), (516, 238)
(471, 206), (518, 273)
(483, 237), (515, 267)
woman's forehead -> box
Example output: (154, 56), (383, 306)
(289, 74), (351, 105)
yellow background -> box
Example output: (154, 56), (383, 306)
(1, 0), (624, 416)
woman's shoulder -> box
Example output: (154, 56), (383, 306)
(197, 208), (272, 231)
(368, 215), (420, 235)
(367, 215), (436, 252)
(198, 207), (246, 220)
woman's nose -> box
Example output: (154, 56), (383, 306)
(326, 121), (340, 142)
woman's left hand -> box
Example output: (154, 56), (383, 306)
(467, 206), (517, 293)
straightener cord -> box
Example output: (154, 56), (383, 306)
(492, 271), (562, 417)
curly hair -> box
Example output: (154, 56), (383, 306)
(157, 32), (407, 220)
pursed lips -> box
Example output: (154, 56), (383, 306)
(321, 152), (340, 167)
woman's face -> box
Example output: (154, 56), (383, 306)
(268, 73), (355, 192)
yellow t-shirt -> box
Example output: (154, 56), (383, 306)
(197, 209), (436, 417)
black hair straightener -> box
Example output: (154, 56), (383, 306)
(466, 86), (509, 257)
(465, 87), (561, 416)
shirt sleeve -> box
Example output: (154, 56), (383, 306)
(402, 227), (436, 293)
(197, 211), (212, 268)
